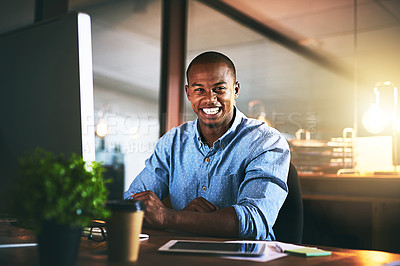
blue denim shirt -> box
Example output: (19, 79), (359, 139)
(124, 108), (290, 240)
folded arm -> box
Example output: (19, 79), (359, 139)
(132, 191), (238, 237)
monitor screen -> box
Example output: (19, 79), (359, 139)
(0, 12), (95, 214)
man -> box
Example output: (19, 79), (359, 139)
(124, 51), (290, 240)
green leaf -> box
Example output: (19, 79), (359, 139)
(10, 147), (111, 232)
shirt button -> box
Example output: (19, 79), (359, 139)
(205, 158), (210, 162)
(202, 186), (207, 191)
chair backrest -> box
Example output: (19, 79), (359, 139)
(273, 163), (303, 243)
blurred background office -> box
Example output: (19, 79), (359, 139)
(1, 0), (399, 253)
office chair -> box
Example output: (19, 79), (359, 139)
(273, 163), (303, 244)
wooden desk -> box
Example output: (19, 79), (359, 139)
(1, 222), (399, 266)
(299, 174), (400, 253)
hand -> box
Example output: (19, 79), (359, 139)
(181, 197), (219, 213)
(132, 191), (172, 228)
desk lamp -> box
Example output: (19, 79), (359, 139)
(362, 81), (399, 172)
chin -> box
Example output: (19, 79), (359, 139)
(202, 123), (219, 129)
(201, 119), (224, 129)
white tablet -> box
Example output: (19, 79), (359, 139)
(158, 240), (266, 257)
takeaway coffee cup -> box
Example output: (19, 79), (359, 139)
(106, 200), (145, 262)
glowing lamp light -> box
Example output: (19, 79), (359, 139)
(362, 104), (389, 134)
(96, 118), (108, 138)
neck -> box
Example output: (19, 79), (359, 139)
(200, 126), (228, 147)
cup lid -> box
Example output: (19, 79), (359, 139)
(106, 200), (145, 212)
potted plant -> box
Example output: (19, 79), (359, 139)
(10, 148), (110, 266)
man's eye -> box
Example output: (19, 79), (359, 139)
(194, 88), (203, 92)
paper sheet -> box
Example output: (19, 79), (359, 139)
(222, 240), (306, 262)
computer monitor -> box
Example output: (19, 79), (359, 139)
(0, 12), (95, 214)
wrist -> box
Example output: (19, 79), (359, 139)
(162, 208), (177, 228)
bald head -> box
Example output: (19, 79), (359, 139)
(186, 51), (236, 83)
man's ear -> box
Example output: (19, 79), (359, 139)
(234, 81), (240, 99)
(185, 85), (191, 101)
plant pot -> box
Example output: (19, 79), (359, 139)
(37, 220), (82, 266)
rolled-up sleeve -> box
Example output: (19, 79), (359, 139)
(233, 132), (290, 240)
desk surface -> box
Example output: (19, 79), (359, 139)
(1, 222), (399, 266)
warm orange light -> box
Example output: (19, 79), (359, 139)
(96, 118), (108, 138)
(357, 250), (397, 265)
(257, 112), (270, 126)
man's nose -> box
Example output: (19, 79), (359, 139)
(204, 90), (217, 102)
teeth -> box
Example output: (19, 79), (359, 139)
(203, 107), (219, 115)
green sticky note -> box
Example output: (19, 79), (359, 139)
(285, 247), (331, 257)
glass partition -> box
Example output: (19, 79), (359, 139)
(186, 0), (354, 174)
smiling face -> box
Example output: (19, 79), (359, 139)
(185, 62), (240, 134)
